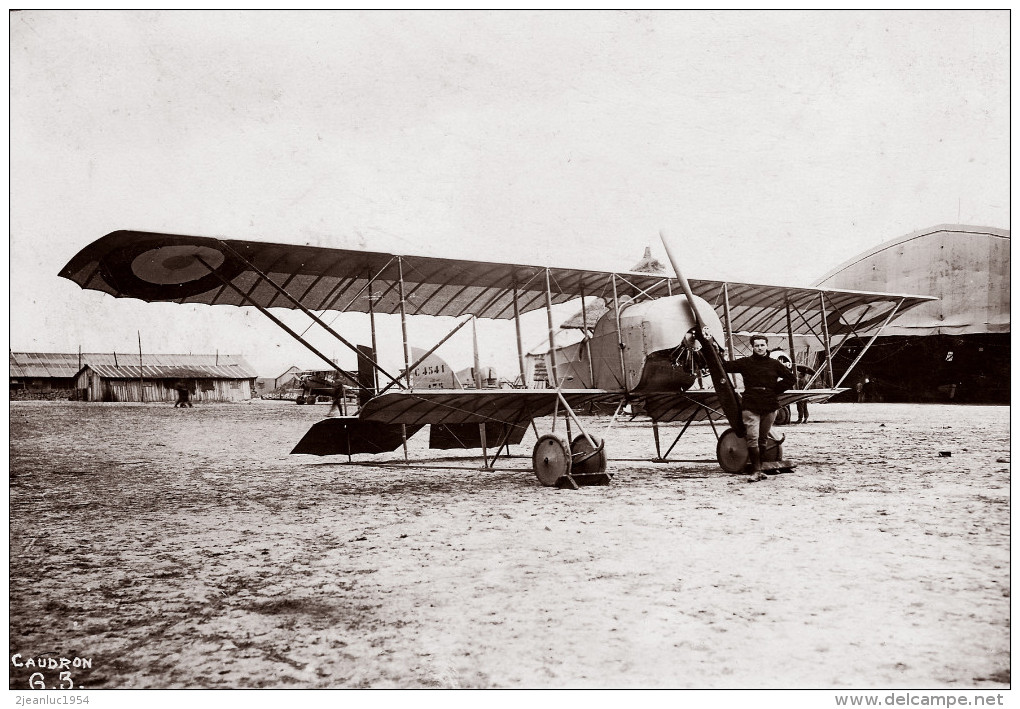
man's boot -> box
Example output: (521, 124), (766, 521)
(747, 447), (766, 482)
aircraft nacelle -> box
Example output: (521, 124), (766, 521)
(546, 294), (726, 392)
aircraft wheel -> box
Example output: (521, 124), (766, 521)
(762, 432), (784, 463)
(533, 434), (572, 487)
(296, 395), (306, 405)
(775, 405), (791, 426)
(716, 428), (748, 474)
(570, 434), (607, 475)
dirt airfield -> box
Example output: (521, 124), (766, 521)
(8, 399), (1010, 689)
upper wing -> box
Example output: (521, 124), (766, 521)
(643, 389), (845, 424)
(59, 230), (935, 331)
(58, 230), (672, 320)
(683, 281), (936, 339)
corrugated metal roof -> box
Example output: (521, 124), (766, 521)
(80, 363), (256, 380)
(10, 352), (258, 379)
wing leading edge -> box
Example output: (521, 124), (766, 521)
(59, 230), (935, 334)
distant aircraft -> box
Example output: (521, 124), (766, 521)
(59, 229), (935, 487)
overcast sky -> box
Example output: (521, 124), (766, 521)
(9, 10), (1010, 378)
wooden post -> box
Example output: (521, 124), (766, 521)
(785, 299), (797, 387)
(397, 257), (411, 388)
(369, 280), (379, 392)
(722, 283), (735, 361)
(544, 268), (559, 387)
(472, 316), (489, 468)
(396, 256), (412, 464)
(512, 281), (527, 387)
(137, 332), (144, 402)
(580, 282), (595, 388)
(611, 274), (627, 390)
(819, 292), (834, 388)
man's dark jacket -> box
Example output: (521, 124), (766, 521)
(723, 354), (796, 415)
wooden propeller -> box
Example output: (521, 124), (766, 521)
(659, 230), (745, 438)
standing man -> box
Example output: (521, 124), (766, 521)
(174, 381), (193, 408)
(723, 335), (796, 482)
(795, 369), (810, 424)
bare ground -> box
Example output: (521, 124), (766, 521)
(8, 400), (1010, 689)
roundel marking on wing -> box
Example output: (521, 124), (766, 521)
(131, 245), (226, 285)
(96, 235), (247, 301)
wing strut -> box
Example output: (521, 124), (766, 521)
(211, 242), (406, 391)
(786, 299), (798, 387)
(611, 274), (628, 391)
(809, 294), (898, 389)
(819, 292), (834, 387)
(512, 281), (527, 386)
(193, 254), (359, 386)
(834, 298), (906, 388)
(471, 316), (490, 469)
(544, 268), (560, 386)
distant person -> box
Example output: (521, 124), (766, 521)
(174, 382), (193, 408)
(855, 381), (865, 403)
(720, 334), (796, 482)
(327, 381), (345, 417)
(795, 370), (810, 424)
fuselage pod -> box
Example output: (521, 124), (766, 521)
(541, 294), (726, 392)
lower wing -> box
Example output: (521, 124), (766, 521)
(642, 389), (846, 424)
(357, 388), (622, 426)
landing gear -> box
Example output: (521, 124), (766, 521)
(761, 434), (785, 464)
(716, 428), (749, 474)
(570, 434), (607, 475)
(531, 433), (611, 488)
(532, 434), (572, 487)
(775, 404), (791, 426)
(715, 428), (787, 474)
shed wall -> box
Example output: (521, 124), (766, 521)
(74, 370), (253, 402)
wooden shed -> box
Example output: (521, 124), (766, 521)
(12, 352), (258, 402)
(65, 355), (257, 403)
(74, 361), (256, 403)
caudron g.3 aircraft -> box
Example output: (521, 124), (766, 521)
(59, 229), (934, 488)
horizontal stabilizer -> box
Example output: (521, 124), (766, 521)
(429, 422), (528, 450)
(291, 417), (423, 456)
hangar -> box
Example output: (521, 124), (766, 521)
(811, 224), (1009, 403)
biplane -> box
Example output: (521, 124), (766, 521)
(59, 229), (935, 487)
